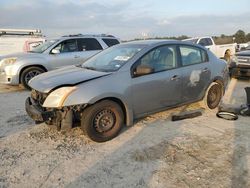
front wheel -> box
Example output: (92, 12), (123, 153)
(202, 82), (223, 109)
(20, 66), (45, 90)
(81, 100), (124, 142)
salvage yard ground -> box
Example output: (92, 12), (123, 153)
(0, 79), (250, 188)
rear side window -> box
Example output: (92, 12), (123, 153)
(102, 38), (120, 47)
(78, 38), (103, 51)
(180, 46), (208, 66)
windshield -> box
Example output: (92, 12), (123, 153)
(82, 45), (143, 72)
(29, 39), (59, 53)
(184, 38), (198, 44)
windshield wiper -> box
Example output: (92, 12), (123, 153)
(28, 51), (39, 53)
(83, 66), (113, 73)
(83, 66), (97, 71)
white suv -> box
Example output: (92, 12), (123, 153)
(0, 34), (120, 89)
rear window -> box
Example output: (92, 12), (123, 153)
(102, 38), (120, 47)
(198, 38), (213, 46)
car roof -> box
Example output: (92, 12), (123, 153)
(116, 39), (208, 51)
(183, 36), (211, 41)
(59, 34), (118, 40)
(124, 39), (175, 45)
(121, 39), (202, 46)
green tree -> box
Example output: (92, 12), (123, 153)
(220, 34), (226, 38)
(246, 33), (250, 42)
(234, 30), (246, 43)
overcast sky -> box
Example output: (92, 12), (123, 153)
(0, 0), (250, 39)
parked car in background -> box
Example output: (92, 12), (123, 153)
(26, 40), (228, 142)
(231, 49), (250, 78)
(0, 29), (45, 56)
(183, 37), (236, 60)
(236, 43), (249, 52)
(241, 44), (250, 51)
(0, 34), (120, 89)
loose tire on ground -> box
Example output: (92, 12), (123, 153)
(20, 66), (45, 90)
(201, 82), (223, 110)
(81, 100), (124, 142)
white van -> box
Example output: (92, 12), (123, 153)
(0, 29), (45, 56)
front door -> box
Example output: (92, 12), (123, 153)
(131, 45), (182, 117)
(47, 39), (81, 69)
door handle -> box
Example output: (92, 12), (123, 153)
(171, 75), (180, 81)
(202, 68), (209, 73)
(74, 55), (80, 58)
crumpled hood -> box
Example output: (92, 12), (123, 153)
(29, 65), (111, 93)
(236, 50), (250, 57)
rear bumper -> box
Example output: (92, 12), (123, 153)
(231, 67), (250, 77)
(25, 97), (55, 122)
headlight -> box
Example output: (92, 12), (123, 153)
(0, 57), (17, 66)
(42, 87), (77, 108)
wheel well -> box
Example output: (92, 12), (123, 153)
(224, 49), (231, 56)
(19, 65), (47, 83)
(213, 79), (224, 87)
(213, 79), (225, 94)
(203, 79), (224, 99)
(96, 97), (127, 125)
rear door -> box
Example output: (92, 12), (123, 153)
(178, 45), (211, 102)
(131, 45), (183, 116)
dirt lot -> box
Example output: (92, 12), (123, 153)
(0, 80), (250, 188)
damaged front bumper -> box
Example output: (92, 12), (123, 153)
(25, 97), (55, 122)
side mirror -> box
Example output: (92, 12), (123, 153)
(134, 65), (154, 76)
(51, 49), (60, 54)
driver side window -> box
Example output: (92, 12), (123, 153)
(53, 39), (78, 53)
(136, 45), (177, 74)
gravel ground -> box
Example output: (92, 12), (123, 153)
(0, 80), (250, 188)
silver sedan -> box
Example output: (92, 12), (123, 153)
(26, 40), (229, 142)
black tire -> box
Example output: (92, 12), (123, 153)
(20, 66), (45, 90)
(203, 82), (223, 109)
(216, 111), (238, 120)
(81, 100), (124, 142)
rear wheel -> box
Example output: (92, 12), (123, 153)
(20, 66), (45, 90)
(81, 100), (124, 142)
(202, 82), (223, 109)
